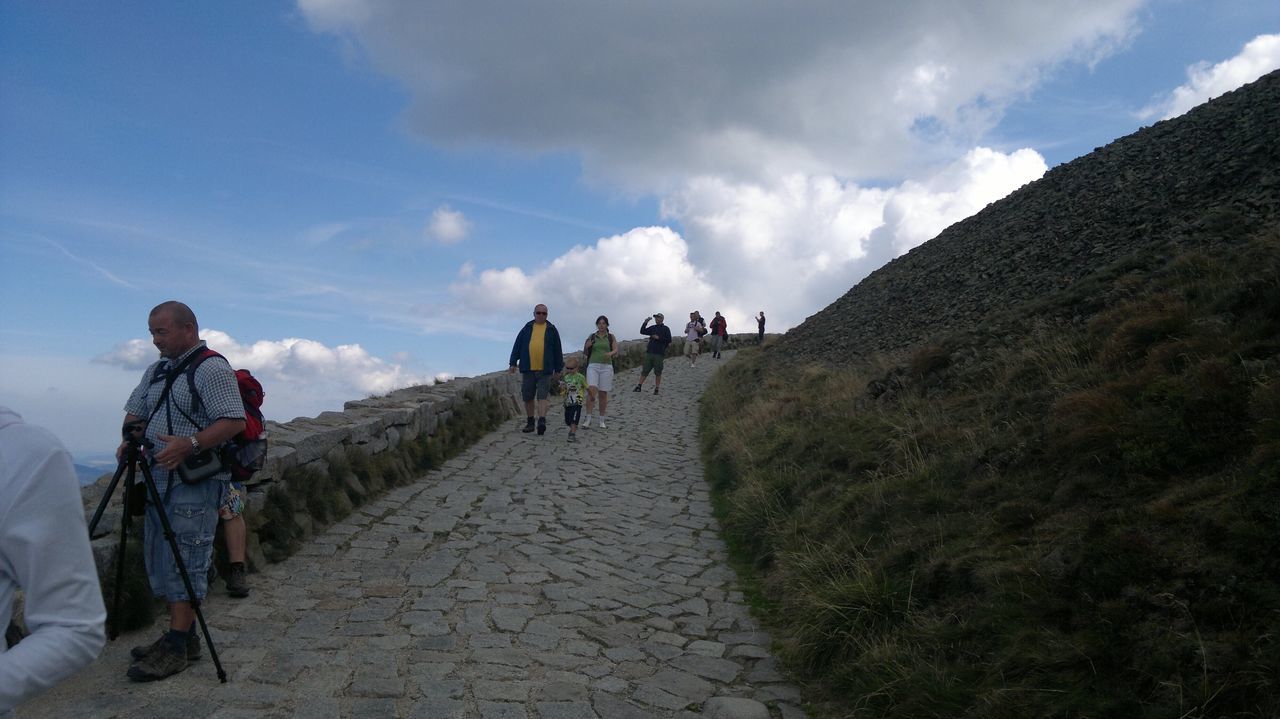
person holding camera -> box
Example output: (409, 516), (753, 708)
(117, 301), (245, 682)
(633, 313), (672, 395)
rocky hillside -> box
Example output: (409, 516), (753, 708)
(779, 68), (1280, 363)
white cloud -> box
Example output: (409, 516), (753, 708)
(93, 339), (155, 370)
(448, 148), (1046, 335)
(297, 1), (1139, 189)
(664, 148), (1045, 329)
(1142, 34), (1280, 120)
(91, 330), (433, 423)
(446, 226), (726, 341)
(426, 204), (470, 244)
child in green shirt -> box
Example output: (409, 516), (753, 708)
(560, 356), (587, 442)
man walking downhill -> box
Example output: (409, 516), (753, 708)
(119, 301), (245, 681)
(633, 313), (673, 395)
(508, 303), (564, 436)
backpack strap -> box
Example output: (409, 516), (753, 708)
(145, 348), (210, 428)
(183, 348), (223, 416)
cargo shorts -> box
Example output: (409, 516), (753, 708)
(144, 477), (226, 602)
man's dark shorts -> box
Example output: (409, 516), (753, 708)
(642, 352), (665, 377)
(521, 372), (552, 402)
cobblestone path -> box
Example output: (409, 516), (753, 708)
(22, 351), (804, 719)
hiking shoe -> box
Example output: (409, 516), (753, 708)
(131, 631), (200, 662)
(127, 641), (189, 682)
(521, 418), (535, 433)
(581, 414), (592, 429)
(567, 433), (577, 443)
(597, 417), (607, 430)
(632, 384), (642, 392)
(653, 388), (659, 395)
(226, 563), (250, 598)
(536, 417), (547, 436)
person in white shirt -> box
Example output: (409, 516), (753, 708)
(0, 406), (106, 716)
(683, 311), (706, 367)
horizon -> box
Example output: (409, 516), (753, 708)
(2, 2), (1279, 460)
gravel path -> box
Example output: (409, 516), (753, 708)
(20, 351), (804, 718)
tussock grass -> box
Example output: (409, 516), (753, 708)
(701, 230), (1280, 717)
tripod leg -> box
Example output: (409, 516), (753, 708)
(108, 469), (134, 641)
(137, 461), (228, 683)
(88, 455), (129, 538)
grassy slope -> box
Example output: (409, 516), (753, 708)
(700, 230), (1280, 718)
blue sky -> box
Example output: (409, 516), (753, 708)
(2, 1), (1277, 460)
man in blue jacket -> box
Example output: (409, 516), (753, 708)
(508, 303), (564, 435)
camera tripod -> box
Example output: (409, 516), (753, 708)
(88, 430), (227, 683)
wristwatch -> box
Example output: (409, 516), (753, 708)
(190, 435), (201, 454)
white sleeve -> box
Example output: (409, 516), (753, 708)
(0, 433), (106, 712)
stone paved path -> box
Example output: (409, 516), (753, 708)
(21, 351), (805, 719)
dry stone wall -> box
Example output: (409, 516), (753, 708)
(82, 339), (648, 577)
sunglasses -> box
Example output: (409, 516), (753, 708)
(534, 311), (547, 315)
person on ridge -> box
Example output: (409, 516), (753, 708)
(633, 313), (672, 395)
(756, 311), (766, 344)
(508, 303), (564, 436)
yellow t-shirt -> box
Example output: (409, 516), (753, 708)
(529, 323), (547, 372)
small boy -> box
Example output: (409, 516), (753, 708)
(560, 357), (587, 442)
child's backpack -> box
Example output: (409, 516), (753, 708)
(159, 348), (268, 482)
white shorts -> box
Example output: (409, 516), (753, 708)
(586, 363), (614, 392)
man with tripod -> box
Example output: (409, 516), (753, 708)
(117, 301), (244, 681)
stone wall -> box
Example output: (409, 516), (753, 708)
(77, 339), (661, 613)
(73, 333), (761, 628)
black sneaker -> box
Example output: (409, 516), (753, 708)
(653, 388), (659, 395)
(131, 631), (200, 662)
(536, 417), (547, 436)
(632, 384), (642, 392)
(128, 641), (189, 682)
(226, 562), (250, 598)
(521, 418), (535, 433)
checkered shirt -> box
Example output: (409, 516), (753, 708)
(124, 341), (243, 483)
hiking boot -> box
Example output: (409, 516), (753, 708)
(536, 417), (546, 436)
(521, 417), (535, 433)
(226, 562), (250, 598)
(127, 640), (189, 682)
(567, 433), (577, 443)
(632, 384), (642, 392)
(653, 388), (659, 395)
(131, 631), (200, 662)
(581, 414), (592, 428)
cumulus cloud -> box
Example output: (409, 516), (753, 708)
(1142, 34), (1280, 120)
(426, 204), (470, 244)
(93, 339), (156, 370)
(297, 0), (1139, 188)
(445, 226), (725, 340)
(448, 148), (1046, 334)
(92, 330), (433, 422)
